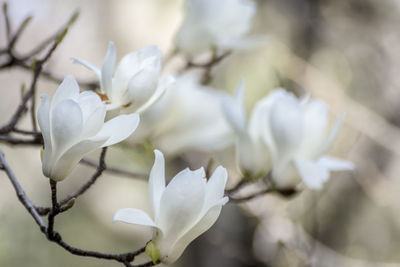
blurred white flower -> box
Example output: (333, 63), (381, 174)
(114, 150), (229, 264)
(222, 87), (354, 190)
(38, 75), (140, 181)
(176, 0), (263, 56)
(132, 74), (234, 155)
(221, 81), (271, 175)
(74, 42), (174, 114)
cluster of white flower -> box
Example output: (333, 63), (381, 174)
(35, 0), (353, 264)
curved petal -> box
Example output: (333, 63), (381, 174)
(298, 100), (329, 159)
(96, 113), (140, 147)
(38, 94), (53, 177)
(51, 99), (83, 159)
(157, 168), (206, 241)
(268, 93), (303, 161)
(72, 58), (101, 79)
(135, 75), (174, 114)
(249, 89), (288, 158)
(205, 166), (227, 207)
(159, 200), (226, 264)
(295, 159), (329, 190)
(316, 156), (354, 171)
(51, 75), (80, 109)
(124, 67), (159, 109)
(149, 150), (166, 221)
(113, 46), (162, 98)
(49, 137), (107, 181)
(77, 92), (106, 139)
(220, 81), (247, 136)
(101, 42), (116, 95)
(113, 208), (158, 228)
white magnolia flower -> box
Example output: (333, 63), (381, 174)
(222, 87), (354, 190)
(221, 82), (271, 175)
(176, 0), (261, 56)
(74, 42), (173, 114)
(132, 74), (234, 155)
(114, 150), (229, 264)
(38, 75), (140, 181)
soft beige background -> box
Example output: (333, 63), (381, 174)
(1, 0), (400, 266)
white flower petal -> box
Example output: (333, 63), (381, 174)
(50, 99), (83, 160)
(51, 75), (80, 109)
(149, 150), (166, 221)
(135, 75), (174, 114)
(268, 93), (303, 160)
(96, 113), (140, 147)
(101, 42), (116, 95)
(113, 208), (158, 228)
(49, 137), (107, 181)
(124, 68), (159, 110)
(113, 46), (162, 97)
(295, 159), (330, 190)
(157, 169), (206, 240)
(72, 58), (101, 80)
(38, 94), (53, 176)
(298, 100), (329, 158)
(205, 166), (228, 207)
(160, 199), (227, 264)
(317, 156), (355, 171)
(220, 81), (247, 135)
(77, 92), (106, 139)
(249, 89), (288, 157)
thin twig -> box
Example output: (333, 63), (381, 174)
(0, 150), (153, 266)
(47, 179), (59, 239)
(0, 32), (64, 134)
(9, 16), (32, 49)
(2, 3), (11, 43)
(36, 148), (108, 215)
(228, 188), (273, 203)
(80, 158), (148, 180)
(0, 134), (43, 145)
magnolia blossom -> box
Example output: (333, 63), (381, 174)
(114, 150), (228, 264)
(74, 42), (173, 114)
(132, 74), (234, 155)
(221, 87), (354, 190)
(176, 0), (261, 56)
(38, 75), (140, 181)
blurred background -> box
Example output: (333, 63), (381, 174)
(1, 0), (400, 266)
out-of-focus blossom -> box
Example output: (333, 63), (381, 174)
(132, 74), (234, 155)
(114, 150), (228, 264)
(176, 0), (263, 56)
(221, 87), (354, 189)
(38, 75), (140, 181)
(74, 42), (174, 114)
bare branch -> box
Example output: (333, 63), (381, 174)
(0, 151), (47, 232)
(80, 158), (148, 180)
(0, 150), (155, 266)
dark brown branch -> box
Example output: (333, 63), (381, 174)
(0, 134), (43, 145)
(36, 147), (108, 215)
(47, 179), (60, 239)
(0, 30), (64, 134)
(0, 150), (153, 266)
(9, 16), (32, 50)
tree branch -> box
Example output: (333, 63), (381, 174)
(0, 150), (155, 266)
